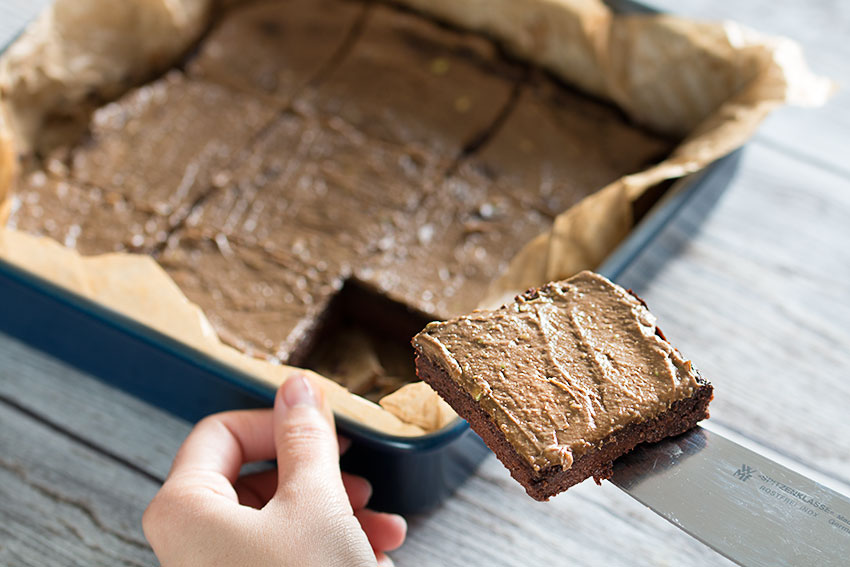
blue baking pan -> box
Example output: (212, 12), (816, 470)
(0, 0), (741, 514)
(0, 150), (740, 514)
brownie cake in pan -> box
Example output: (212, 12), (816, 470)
(412, 271), (713, 500)
(7, 0), (673, 402)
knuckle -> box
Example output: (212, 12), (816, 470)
(142, 485), (202, 541)
(281, 417), (334, 452)
(277, 419), (340, 484)
(194, 413), (225, 433)
(315, 512), (375, 566)
(141, 493), (168, 542)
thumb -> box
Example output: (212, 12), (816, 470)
(272, 373), (349, 509)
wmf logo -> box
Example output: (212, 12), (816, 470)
(733, 464), (756, 482)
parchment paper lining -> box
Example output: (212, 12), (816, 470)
(0, 0), (832, 437)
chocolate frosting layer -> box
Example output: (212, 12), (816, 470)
(414, 271), (700, 471)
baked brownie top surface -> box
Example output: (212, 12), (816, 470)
(8, 0), (674, 396)
(70, 71), (278, 236)
(306, 4), (518, 158)
(469, 77), (671, 218)
(187, 0), (363, 102)
(413, 271), (700, 472)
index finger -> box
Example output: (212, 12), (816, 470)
(169, 409), (275, 484)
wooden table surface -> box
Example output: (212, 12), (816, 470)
(2, 1), (849, 565)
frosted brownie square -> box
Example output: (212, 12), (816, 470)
(413, 271), (712, 500)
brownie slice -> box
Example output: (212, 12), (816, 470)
(305, 4), (519, 159)
(8, 171), (163, 254)
(370, 76), (675, 321)
(412, 271), (712, 500)
(187, 0), (364, 104)
(463, 75), (674, 219)
(69, 71), (278, 250)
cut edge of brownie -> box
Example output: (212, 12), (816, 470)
(413, 331), (713, 501)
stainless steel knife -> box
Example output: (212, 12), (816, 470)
(611, 426), (850, 566)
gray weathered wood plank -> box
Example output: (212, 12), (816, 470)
(395, 456), (736, 567)
(0, 333), (191, 482)
(0, 401), (159, 567)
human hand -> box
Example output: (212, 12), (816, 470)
(143, 374), (406, 566)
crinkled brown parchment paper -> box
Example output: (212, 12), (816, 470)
(0, 0), (832, 437)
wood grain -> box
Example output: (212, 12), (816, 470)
(0, 334), (190, 482)
(0, 401), (158, 567)
(396, 457), (736, 566)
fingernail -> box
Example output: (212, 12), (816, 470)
(281, 374), (318, 408)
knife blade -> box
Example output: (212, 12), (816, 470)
(611, 426), (850, 566)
